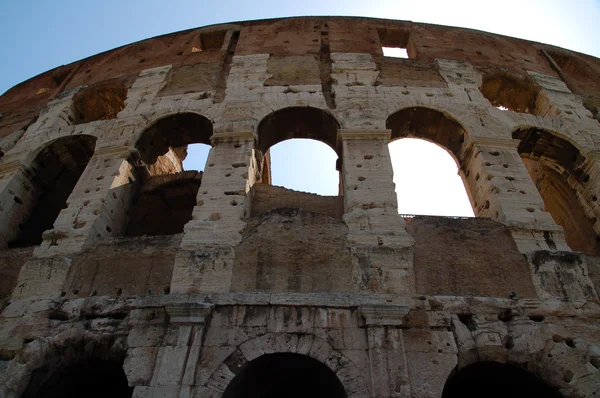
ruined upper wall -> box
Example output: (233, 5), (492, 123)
(1, 16), (600, 139)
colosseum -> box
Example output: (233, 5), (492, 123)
(0, 15), (599, 397)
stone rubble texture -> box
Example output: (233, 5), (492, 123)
(0, 16), (599, 398)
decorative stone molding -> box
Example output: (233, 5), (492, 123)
(359, 304), (410, 327)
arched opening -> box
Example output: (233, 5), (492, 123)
(442, 361), (561, 398)
(23, 357), (131, 398)
(73, 80), (128, 124)
(7, 135), (96, 248)
(269, 139), (339, 195)
(223, 353), (347, 398)
(389, 138), (474, 216)
(252, 107), (343, 218)
(513, 127), (600, 255)
(480, 73), (540, 114)
(386, 108), (474, 217)
(126, 113), (212, 236)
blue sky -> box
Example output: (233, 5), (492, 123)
(2, 0), (599, 216)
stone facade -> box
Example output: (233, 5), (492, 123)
(0, 16), (600, 397)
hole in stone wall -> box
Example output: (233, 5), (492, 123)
(480, 74), (540, 114)
(73, 80), (128, 124)
(378, 28), (412, 58)
(442, 361), (561, 398)
(382, 47), (409, 58)
(7, 135), (96, 248)
(182, 143), (211, 172)
(192, 30), (227, 52)
(223, 353), (347, 398)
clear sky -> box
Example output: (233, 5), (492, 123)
(2, 0), (599, 217)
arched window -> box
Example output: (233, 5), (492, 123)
(269, 139), (338, 195)
(386, 107), (474, 217)
(6, 135), (96, 248)
(442, 361), (561, 398)
(252, 107), (343, 218)
(480, 73), (540, 114)
(223, 353), (347, 398)
(126, 113), (212, 236)
(513, 127), (599, 255)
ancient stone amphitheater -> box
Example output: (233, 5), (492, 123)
(0, 15), (599, 398)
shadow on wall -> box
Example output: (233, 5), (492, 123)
(7, 135), (96, 248)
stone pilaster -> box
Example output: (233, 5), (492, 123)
(126, 303), (213, 398)
(0, 161), (36, 249)
(568, 151), (600, 237)
(341, 129), (414, 248)
(180, 130), (258, 249)
(461, 137), (568, 253)
(360, 305), (411, 398)
(341, 129), (415, 295)
(34, 146), (138, 256)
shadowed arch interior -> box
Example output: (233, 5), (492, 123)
(480, 74), (540, 113)
(442, 361), (561, 398)
(223, 353), (347, 398)
(8, 135), (96, 248)
(257, 107), (341, 154)
(135, 113), (213, 168)
(513, 127), (599, 255)
(127, 113), (212, 236)
(23, 358), (131, 398)
(386, 107), (467, 162)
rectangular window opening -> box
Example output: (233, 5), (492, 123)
(382, 47), (409, 58)
(192, 30), (227, 53)
(378, 28), (411, 59)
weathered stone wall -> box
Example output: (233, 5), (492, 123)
(1, 16), (600, 398)
(250, 184), (343, 218)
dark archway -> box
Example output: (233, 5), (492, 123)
(126, 113), (212, 236)
(386, 107), (467, 163)
(257, 107), (341, 154)
(442, 361), (561, 398)
(513, 127), (599, 255)
(23, 357), (131, 398)
(8, 135), (96, 248)
(223, 353), (347, 398)
(480, 73), (540, 114)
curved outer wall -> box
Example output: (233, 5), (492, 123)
(0, 16), (600, 398)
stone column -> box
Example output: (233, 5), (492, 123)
(461, 137), (568, 253)
(171, 131), (257, 295)
(35, 146), (138, 256)
(125, 303), (213, 398)
(341, 129), (414, 248)
(340, 129), (415, 295)
(180, 130), (258, 249)
(0, 160), (37, 249)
